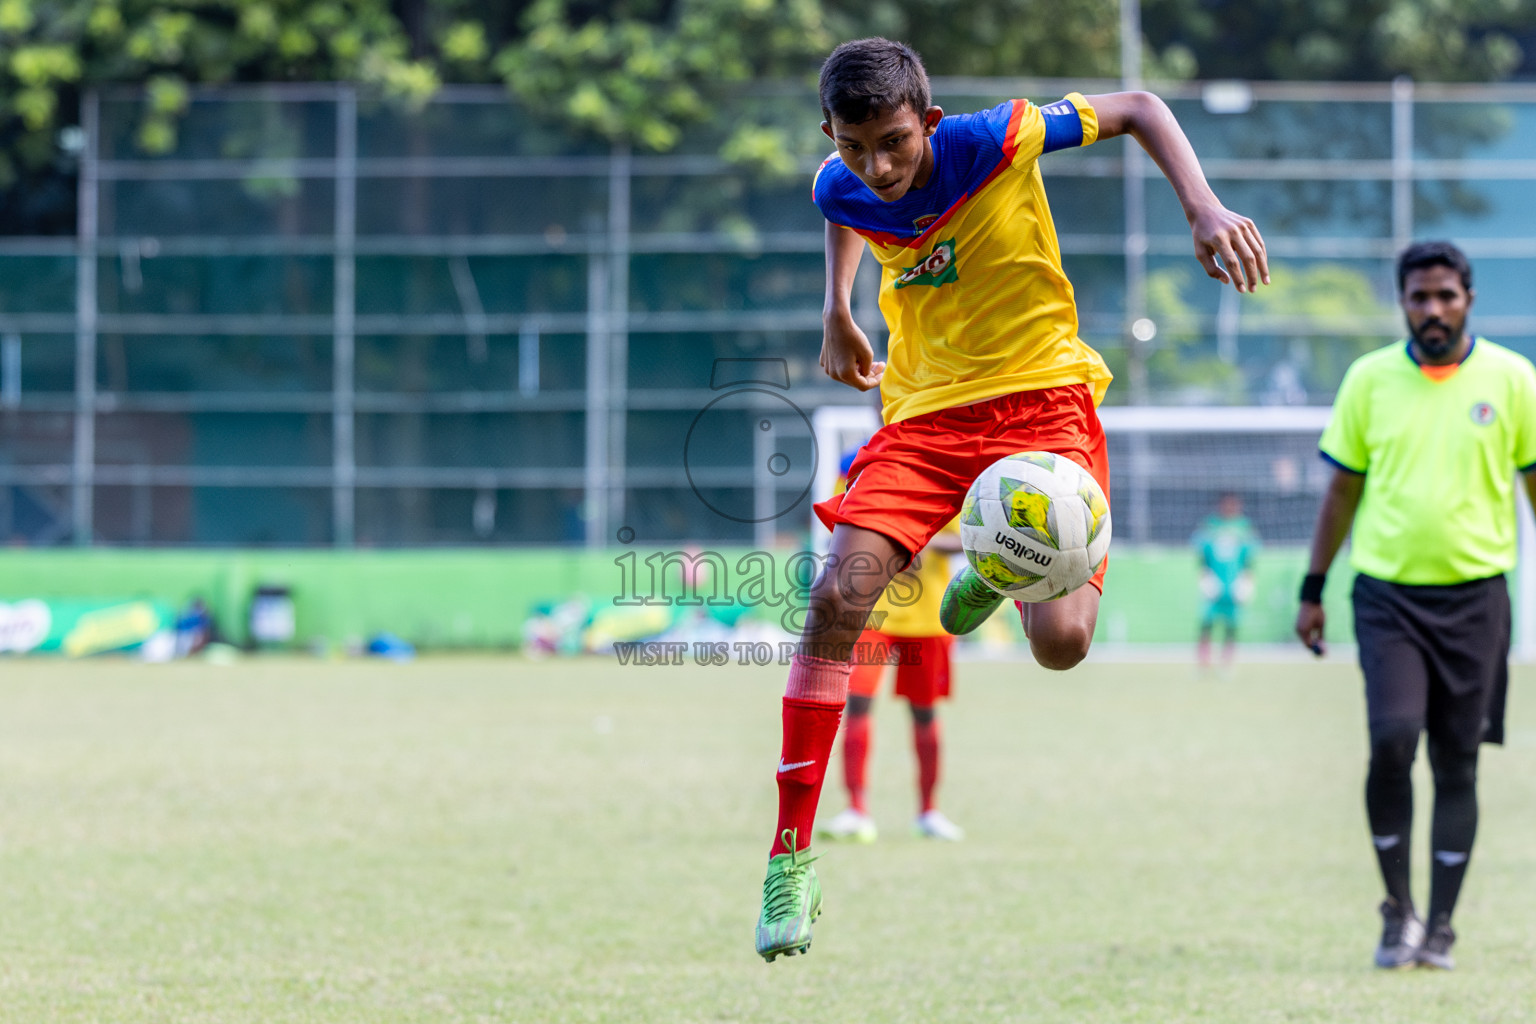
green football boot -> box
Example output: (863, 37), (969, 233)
(940, 564), (1007, 635)
(755, 829), (822, 962)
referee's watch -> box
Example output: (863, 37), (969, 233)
(1299, 573), (1326, 604)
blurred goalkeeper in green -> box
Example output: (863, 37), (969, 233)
(1192, 492), (1258, 667)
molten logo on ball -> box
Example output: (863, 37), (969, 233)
(960, 451), (1112, 603)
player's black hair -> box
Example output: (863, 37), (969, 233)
(1396, 240), (1472, 294)
(818, 38), (931, 125)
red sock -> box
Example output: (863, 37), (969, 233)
(843, 712), (871, 813)
(770, 654), (851, 857)
(773, 698), (843, 855)
(913, 715), (940, 814)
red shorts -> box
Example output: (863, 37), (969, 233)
(847, 630), (953, 704)
(814, 384), (1111, 593)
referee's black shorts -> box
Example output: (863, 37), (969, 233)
(1352, 572), (1511, 749)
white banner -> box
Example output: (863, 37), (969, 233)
(0, 600), (52, 654)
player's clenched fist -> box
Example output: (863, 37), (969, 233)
(820, 313), (885, 391)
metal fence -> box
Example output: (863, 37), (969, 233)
(3, 79), (1536, 547)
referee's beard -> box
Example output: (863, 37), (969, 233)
(1410, 316), (1462, 361)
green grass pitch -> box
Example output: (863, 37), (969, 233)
(1, 656), (1534, 1022)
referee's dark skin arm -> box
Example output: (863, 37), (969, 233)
(1295, 467), (1365, 655)
(1525, 467), (1536, 547)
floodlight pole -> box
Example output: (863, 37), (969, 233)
(1120, 0), (1152, 543)
(608, 145), (631, 542)
(333, 87), (358, 547)
(1390, 76), (1414, 255)
(584, 209), (611, 547)
(73, 92), (99, 545)
(1120, 0), (1147, 405)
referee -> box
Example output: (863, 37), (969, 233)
(1296, 240), (1536, 971)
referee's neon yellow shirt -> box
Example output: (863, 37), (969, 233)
(1320, 338), (1536, 585)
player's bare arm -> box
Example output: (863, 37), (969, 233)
(1295, 467), (1365, 654)
(820, 221), (885, 391)
(1087, 91), (1270, 294)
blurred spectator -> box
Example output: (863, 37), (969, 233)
(174, 596), (215, 658)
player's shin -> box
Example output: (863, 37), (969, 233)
(843, 708), (871, 813)
(771, 653), (852, 857)
(911, 707), (940, 814)
(1427, 740), (1479, 926)
(1365, 729), (1418, 910)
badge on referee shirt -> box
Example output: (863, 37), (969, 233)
(1471, 401), (1496, 425)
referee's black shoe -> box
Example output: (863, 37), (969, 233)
(1374, 898), (1425, 969)
(1415, 913), (1456, 970)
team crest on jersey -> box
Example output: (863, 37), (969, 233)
(894, 238), (958, 290)
(1471, 401), (1497, 425)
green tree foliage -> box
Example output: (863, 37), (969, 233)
(0, 0), (434, 185)
(5, 0), (1536, 229)
(1142, 0), (1536, 82)
(7, 0), (1536, 172)
(495, 0), (832, 156)
(477, 0), (1130, 160)
(820, 0), (1122, 79)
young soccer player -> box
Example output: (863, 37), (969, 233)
(1192, 492), (1260, 667)
(756, 37), (1269, 962)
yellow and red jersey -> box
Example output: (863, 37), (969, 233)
(813, 93), (1112, 424)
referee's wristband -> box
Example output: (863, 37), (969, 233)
(1299, 573), (1326, 604)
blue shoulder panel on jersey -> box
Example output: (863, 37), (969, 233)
(812, 104), (1012, 244)
(1040, 99), (1084, 154)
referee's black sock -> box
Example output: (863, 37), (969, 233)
(1427, 737), (1479, 925)
(1365, 728), (1419, 911)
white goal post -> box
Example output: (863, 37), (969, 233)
(808, 405), (883, 556)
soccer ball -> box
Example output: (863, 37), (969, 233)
(959, 451), (1112, 603)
